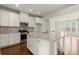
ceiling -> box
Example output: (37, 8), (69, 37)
(0, 4), (74, 16)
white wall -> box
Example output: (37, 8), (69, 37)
(44, 5), (79, 32)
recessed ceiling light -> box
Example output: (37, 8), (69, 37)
(38, 12), (40, 15)
(29, 8), (32, 12)
(16, 4), (19, 7)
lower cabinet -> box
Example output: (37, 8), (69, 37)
(0, 34), (9, 48)
(38, 39), (50, 55)
(9, 34), (15, 45)
(8, 33), (20, 45)
(14, 33), (20, 44)
(0, 33), (20, 48)
(27, 37), (37, 54)
(50, 40), (58, 55)
(27, 36), (51, 55)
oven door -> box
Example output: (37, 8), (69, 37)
(21, 34), (27, 40)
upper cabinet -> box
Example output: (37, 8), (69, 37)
(0, 9), (9, 26)
(35, 17), (42, 24)
(9, 11), (20, 27)
(20, 11), (29, 23)
(28, 16), (35, 27)
(0, 9), (20, 27)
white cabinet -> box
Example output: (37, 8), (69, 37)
(8, 34), (15, 45)
(8, 33), (20, 46)
(27, 37), (36, 54)
(35, 17), (42, 23)
(0, 34), (9, 48)
(14, 33), (20, 44)
(0, 33), (20, 48)
(13, 13), (20, 27)
(9, 12), (20, 27)
(30, 37), (38, 55)
(38, 39), (50, 55)
(0, 9), (20, 27)
(27, 36), (31, 49)
(28, 17), (35, 27)
(0, 10), (9, 26)
(27, 36), (38, 54)
(20, 11), (29, 23)
(50, 40), (58, 55)
(9, 12), (14, 26)
(27, 36), (51, 55)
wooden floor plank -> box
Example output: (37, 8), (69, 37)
(1, 43), (33, 55)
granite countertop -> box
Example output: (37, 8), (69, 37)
(27, 32), (56, 41)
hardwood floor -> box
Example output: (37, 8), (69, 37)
(1, 43), (33, 55)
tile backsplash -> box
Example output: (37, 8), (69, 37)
(0, 27), (19, 34)
(0, 26), (35, 34)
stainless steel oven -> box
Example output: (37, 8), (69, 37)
(19, 29), (29, 42)
(21, 33), (27, 40)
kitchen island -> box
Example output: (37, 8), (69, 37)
(27, 32), (58, 55)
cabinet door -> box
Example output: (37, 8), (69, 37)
(1, 10), (9, 26)
(27, 36), (30, 48)
(9, 12), (15, 26)
(31, 38), (38, 55)
(0, 34), (9, 48)
(9, 12), (19, 27)
(14, 33), (20, 44)
(8, 33), (20, 45)
(27, 37), (34, 53)
(8, 34), (15, 45)
(27, 36), (32, 51)
(28, 17), (35, 27)
(14, 13), (20, 27)
(27, 36), (39, 54)
(38, 39), (50, 55)
(50, 41), (58, 55)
